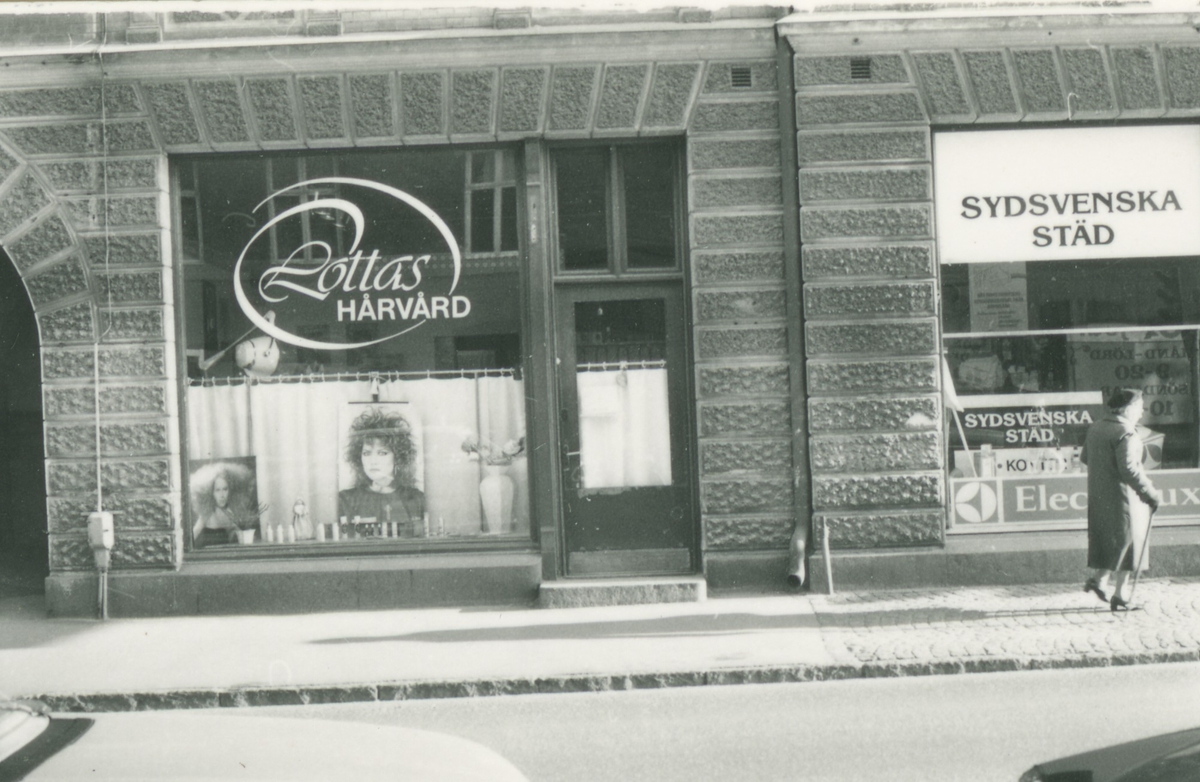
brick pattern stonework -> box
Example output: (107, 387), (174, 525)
(689, 59), (795, 556)
(0, 28), (788, 586)
(791, 37), (1188, 551)
(7, 7), (1187, 595)
(0, 88), (177, 573)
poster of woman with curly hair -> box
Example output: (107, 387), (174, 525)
(189, 457), (260, 548)
(337, 403), (426, 537)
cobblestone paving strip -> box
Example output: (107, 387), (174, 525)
(810, 580), (1200, 668)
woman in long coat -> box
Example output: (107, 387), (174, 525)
(1081, 388), (1162, 611)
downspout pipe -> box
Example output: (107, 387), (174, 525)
(776, 29), (811, 589)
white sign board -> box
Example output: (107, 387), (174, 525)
(934, 126), (1200, 264)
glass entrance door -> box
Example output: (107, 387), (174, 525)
(555, 284), (695, 576)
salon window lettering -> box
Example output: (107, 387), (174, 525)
(232, 176), (472, 351)
(335, 292), (471, 323)
(259, 251), (431, 302)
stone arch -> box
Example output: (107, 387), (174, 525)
(0, 118), (176, 578)
(0, 244), (48, 588)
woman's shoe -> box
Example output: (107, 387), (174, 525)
(1110, 596), (1131, 612)
(1084, 578), (1108, 603)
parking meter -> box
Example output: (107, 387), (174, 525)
(87, 511), (114, 571)
(87, 511), (114, 619)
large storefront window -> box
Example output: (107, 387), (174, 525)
(935, 125), (1200, 532)
(175, 146), (527, 550)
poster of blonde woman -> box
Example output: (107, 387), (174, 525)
(188, 457), (261, 548)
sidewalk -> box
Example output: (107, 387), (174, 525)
(3, 578), (1200, 712)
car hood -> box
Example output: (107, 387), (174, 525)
(24, 711), (528, 782)
(1035, 725), (1200, 782)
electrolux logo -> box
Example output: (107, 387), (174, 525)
(232, 177), (469, 352)
(953, 480), (998, 524)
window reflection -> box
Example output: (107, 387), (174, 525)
(177, 145), (528, 552)
(553, 142), (681, 274)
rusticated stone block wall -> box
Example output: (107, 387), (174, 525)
(0, 123), (179, 571)
(0, 33), (786, 586)
(794, 51), (942, 551)
(689, 59), (795, 557)
(791, 36), (1199, 551)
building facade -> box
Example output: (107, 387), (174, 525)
(1, 3), (1199, 616)
(783, 3), (1200, 588)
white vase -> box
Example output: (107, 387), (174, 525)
(479, 464), (515, 534)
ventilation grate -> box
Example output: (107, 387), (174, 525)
(850, 57), (872, 81)
(730, 65), (753, 89)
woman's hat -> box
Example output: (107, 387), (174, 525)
(1107, 387), (1142, 410)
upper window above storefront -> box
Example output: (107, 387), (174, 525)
(934, 125), (1200, 532)
(552, 142), (681, 275)
(178, 149), (517, 277)
(173, 145), (528, 553)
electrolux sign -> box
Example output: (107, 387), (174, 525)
(934, 126), (1200, 264)
(950, 470), (1200, 527)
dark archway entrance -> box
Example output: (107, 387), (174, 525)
(0, 252), (47, 596)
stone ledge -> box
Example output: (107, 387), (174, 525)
(28, 649), (1200, 713)
(46, 552), (542, 617)
(538, 577), (707, 608)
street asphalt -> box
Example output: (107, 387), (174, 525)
(3, 577), (1199, 712)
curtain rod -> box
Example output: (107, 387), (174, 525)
(577, 360), (666, 372)
(189, 368), (516, 386)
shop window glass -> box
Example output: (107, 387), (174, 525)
(465, 149), (518, 254)
(177, 146), (528, 551)
(555, 148), (609, 271)
(934, 124), (1200, 533)
(943, 256), (1200, 531)
(622, 146), (677, 269)
(553, 142), (680, 274)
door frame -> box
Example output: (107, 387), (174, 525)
(552, 281), (699, 577)
(524, 137), (698, 580)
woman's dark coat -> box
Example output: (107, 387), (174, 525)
(1081, 413), (1158, 572)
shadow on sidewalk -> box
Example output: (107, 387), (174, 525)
(311, 611), (823, 645)
(0, 595), (104, 650)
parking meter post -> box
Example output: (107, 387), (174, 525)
(822, 520), (834, 596)
(87, 512), (114, 620)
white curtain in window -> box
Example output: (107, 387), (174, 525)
(249, 382), (348, 537)
(577, 367), (671, 490)
(186, 377), (528, 538)
(187, 383), (252, 460)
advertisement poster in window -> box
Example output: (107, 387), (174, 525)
(189, 457), (261, 548)
(336, 402), (425, 539)
(1067, 332), (1195, 426)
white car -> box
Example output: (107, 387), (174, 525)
(0, 700), (529, 781)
